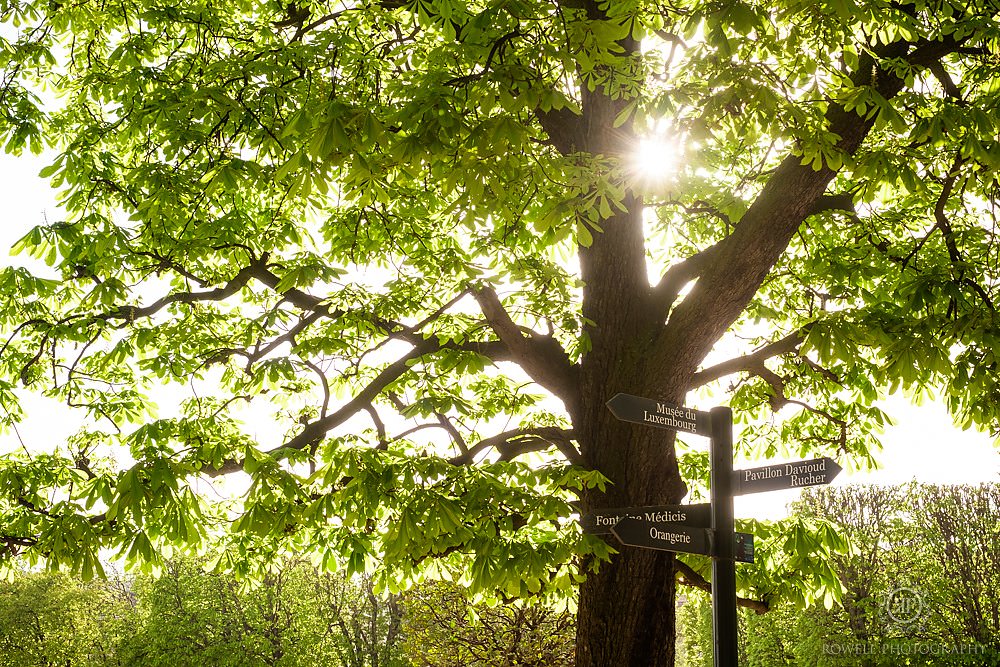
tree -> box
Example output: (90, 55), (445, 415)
(912, 484), (1000, 650)
(2, 0), (1000, 664)
(675, 591), (713, 667)
(124, 558), (409, 667)
(798, 484), (1000, 663)
(797, 485), (916, 665)
(401, 581), (574, 666)
(127, 559), (299, 667)
(306, 569), (409, 667)
(0, 570), (138, 666)
(0, 560), (408, 667)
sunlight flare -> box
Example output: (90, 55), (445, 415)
(631, 133), (681, 185)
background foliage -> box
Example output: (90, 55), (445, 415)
(5, 483), (998, 665)
(0, 558), (573, 667)
(679, 483), (1000, 666)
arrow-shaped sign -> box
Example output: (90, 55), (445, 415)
(580, 503), (711, 534)
(612, 517), (713, 556)
(611, 518), (756, 564)
(733, 457), (842, 495)
(606, 393), (712, 437)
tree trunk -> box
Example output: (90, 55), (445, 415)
(572, 181), (689, 664)
(574, 365), (689, 667)
(567, 0), (689, 654)
(577, 548), (679, 665)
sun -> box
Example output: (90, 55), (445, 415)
(631, 134), (681, 186)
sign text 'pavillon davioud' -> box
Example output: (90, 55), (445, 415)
(733, 456), (843, 495)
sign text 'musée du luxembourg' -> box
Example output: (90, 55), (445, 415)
(580, 503), (711, 534)
(605, 393), (713, 437)
(733, 457), (843, 495)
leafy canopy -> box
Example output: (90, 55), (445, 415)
(0, 0), (999, 617)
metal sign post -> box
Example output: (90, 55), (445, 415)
(710, 407), (738, 667)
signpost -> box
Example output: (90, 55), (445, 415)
(611, 517), (712, 557)
(605, 393), (713, 436)
(580, 503), (711, 534)
(604, 391), (842, 667)
(709, 407), (738, 667)
(733, 457), (843, 495)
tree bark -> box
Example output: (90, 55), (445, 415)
(573, 191), (691, 665)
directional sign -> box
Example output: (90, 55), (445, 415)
(733, 457), (842, 495)
(735, 532), (754, 564)
(611, 518), (713, 557)
(606, 393), (713, 437)
(580, 503), (711, 534)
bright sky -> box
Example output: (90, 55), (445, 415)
(1, 148), (998, 521)
(735, 392), (1000, 518)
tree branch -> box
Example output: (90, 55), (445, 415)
(673, 558), (769, 614)
(206, 340), (439, 475)
(451, 427), (581, 466)
(246, 261), (336, 316)
(808, 193), (857, 217)
(205, 332), (540, 476)
(651, 34), (971, 387)
(101, 262), (258, 323)
(444, 31), (523, 86)
(533, 107), (583, 154)
(90, 263), (517, 375)
(290, 8), (355, 42)
(205, 309), (327, 373)
(472, 286), (579, 410)
(363, 404), (388, 450)
(928, 61), (963, 99)
(433, 410), (469, 459)
(933, 157), (964, 267)
(690, 329), (808, 388)
(912, 155), (997, 314)
(302, 358), (332, 418)
(650, 244), (726, 318)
